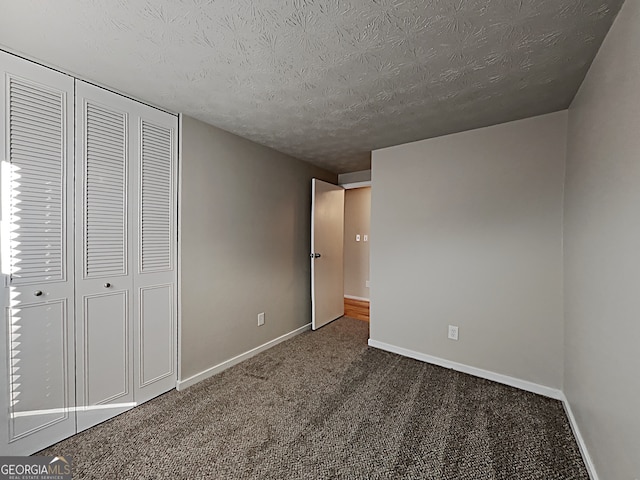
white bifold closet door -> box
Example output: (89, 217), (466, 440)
(0, 52), (177, 454)
(0, 51), (76, 454)
(74, 82), (136, 431)
(75, 81), (177, 431)
(133, 106), (178, 405)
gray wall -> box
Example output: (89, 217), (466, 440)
(343, 187), (371, 299)
(564, 0), (640, 477)
(371, 111), (567, 389)
(180, 115), (336, 380)
(338, 169), (371, 185)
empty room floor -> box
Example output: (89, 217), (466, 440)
(40, 318), (587, 479)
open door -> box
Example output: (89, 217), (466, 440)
(311, 179), (345, 330)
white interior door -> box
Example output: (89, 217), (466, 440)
(74, 81), (135, 431)
(311, 179), (344, 330)
(0, 51), (76, 454)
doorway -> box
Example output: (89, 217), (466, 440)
(341, 177), (371, 322)
(310, 171), (371, 329)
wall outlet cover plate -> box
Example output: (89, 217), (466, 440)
(448, 325), (459, 340)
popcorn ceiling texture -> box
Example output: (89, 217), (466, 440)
(0, 0), (624, 173)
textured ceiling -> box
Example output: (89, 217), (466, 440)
(0, 0), (624, 173)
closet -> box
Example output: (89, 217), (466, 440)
(0, 51), (178, 455)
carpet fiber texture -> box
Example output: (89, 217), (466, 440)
(39, 318), (588, 479)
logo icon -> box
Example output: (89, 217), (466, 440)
(0, 456), (73, 480)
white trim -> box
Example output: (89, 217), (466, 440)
(177, 323), (311, 390)
(560, 394), (599, 480)
(344, 294), (370, 302)
(176, 113), (183, 388)
(367, 339), (563, 400)
(340, 180), (371, 189)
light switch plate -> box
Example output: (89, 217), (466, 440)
(356, 234), (360, 241)
(363, 235), (368, 242)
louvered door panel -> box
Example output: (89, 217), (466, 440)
(133, 111), (177, 404)
(75, 82), (134, 433)
(83, 103), (127, 278)
(8, 78), (65, 284)
(1, 51), (76, 456)
(140, 121), (173, 272)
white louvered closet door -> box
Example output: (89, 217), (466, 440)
(132, 107), (177, 404)
(0, 51), (76, 454)
(74, 82), (135, 432)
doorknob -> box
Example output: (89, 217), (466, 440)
(104, 283), (111, 288)
(309, 253), (321, 258)
(34, 290), (43, 297)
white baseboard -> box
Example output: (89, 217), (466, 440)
(560, 394), (599, 480)
(368, 339), (598, 478)
(177, 329), (597, 478)
(177, 323), (311, 391)
(367, 339), (563, 400)
(344, 295), (370, 302)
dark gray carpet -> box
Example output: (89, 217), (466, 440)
(39, 318), (588, 479)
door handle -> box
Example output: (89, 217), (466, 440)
(309, 253), (321, 258)
(34, 290), (43, 297)
(104, 283), (111, 288)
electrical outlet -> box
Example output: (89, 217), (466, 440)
(448, 325), (459, 341)
(257, 312), (265, 326)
